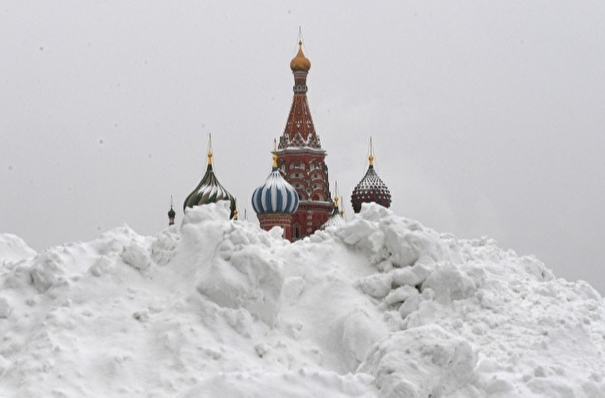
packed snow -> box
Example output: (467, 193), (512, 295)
(1, 202), (604, 397)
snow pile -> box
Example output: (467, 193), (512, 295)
(0, 202), (604, 397)
(359, 325), (475, 397)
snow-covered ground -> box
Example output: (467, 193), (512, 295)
(1, 202), (604, 397)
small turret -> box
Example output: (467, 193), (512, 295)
(168, 196), (176, 226)
(323, 181), (345, 229)
(233, 198), (239, 221)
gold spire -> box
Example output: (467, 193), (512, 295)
(368, 137), (374, 167)
(272, 139), (278, 167)
(233, 197), (239, 220)
(207, 133), (213, 165)
(333, 181), (340, 208)
(339, 196), (345, 217)
(290, 39), (311, 72)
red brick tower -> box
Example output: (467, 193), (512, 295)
(275, 40), (332, 240)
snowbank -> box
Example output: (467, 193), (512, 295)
(0, 202), (604, 397)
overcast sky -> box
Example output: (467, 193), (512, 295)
(1, 1), (604, 293)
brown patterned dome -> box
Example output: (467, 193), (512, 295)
(351, 154), (391, 213)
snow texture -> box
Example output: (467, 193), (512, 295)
(0, 201), (604, 397)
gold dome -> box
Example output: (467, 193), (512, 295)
(290, 41), (311, 72)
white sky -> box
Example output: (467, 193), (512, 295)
(1, 1), (604, 293)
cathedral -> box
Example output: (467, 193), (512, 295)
(179, 39), (392, 241)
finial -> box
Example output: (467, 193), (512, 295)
(233, 197), (238, 220)
(296, 27), (303, 51)
(368, 137), (374, 167)
(207, 133), (213, 165)
(272, 139), (278, 168)
(340, 196), (345, 217)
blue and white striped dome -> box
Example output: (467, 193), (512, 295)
(252, 156), (299, 215)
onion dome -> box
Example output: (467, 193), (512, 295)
(290, 41), (311, 72)
(183, 145), (236, 219)
(351, 142), (391, 213)
(252, 153), (300, 215)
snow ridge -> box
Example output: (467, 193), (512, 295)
(0, 202), (603, 397)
